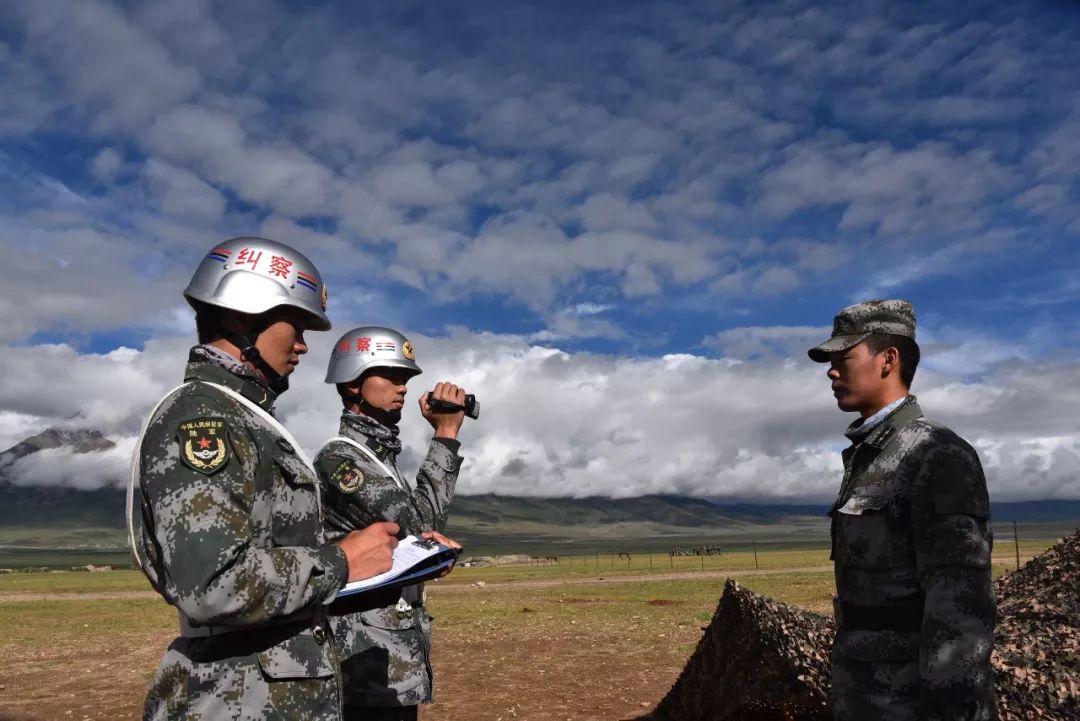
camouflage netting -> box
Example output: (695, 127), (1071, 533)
(643, 578), (834, 721)
(993, 531), (1080, 720)
(641, 531), (1080, 721)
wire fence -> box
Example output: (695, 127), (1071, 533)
(455, 524), (1069, 578)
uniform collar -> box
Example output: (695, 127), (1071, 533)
(339, 410), (401, 458)
(185, 350), (278, 413)
(845, 395), (922, 449)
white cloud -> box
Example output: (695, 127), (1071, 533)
(0, 410), (53, 454)
(132, 0), (240, 84)
(758, 138), (1014, 235)
(704, 325), (829, 360)
(91, 148), (123, 182)
(565, 303), (612, 317)
(0, 341), (185, 435)
(580, 193), (658, 232)
(850, 233), (1018, 301)
(752, 266), (800, 295)
(15, 0), (200, 132)
(7, 439), (136, 490)
(142, 104), (339, 218)
(3, 329), (1079, 502)
(0, 214), (194, 343)
(143, 159), (225, 222)
(531, 314), (626, 342)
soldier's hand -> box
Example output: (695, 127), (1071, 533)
(421, 530), (462, 552)
(338, 522), (400, 582)
(422, 530), (463, 578)
(420, 381), (467, 439)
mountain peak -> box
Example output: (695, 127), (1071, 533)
(0, 427), (116, 469)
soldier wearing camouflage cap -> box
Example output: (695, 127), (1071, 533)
(317, 325), (467, 721)
(808, 300), (997, 720)
(128, 237), (401, 721)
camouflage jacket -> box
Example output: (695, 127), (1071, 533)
(317, 411), (462, 708)
(135, 353), (349, 721)
(829, 396), (997, 721)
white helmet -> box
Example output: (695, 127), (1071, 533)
(183, 236), (331, 331)
(325, 326), (422, 384)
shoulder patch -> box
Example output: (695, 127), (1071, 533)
(177, 417), (230, 475)
(331, 460), (364, 493)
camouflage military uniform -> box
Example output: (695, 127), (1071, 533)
(316, 411), (461, 719)
(134, 348), (349, 721)
(830, 395), (997, 720)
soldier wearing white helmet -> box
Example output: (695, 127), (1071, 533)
(317, 325), (468, 721)
(182, 236), (331, 393)
(324, 326), (424, 424)
(130, 238), (401, 721)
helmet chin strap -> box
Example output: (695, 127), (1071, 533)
(226, 330), (289, 395)
(355, 395), (401, 427)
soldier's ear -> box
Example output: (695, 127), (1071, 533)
(881, 346), (900, 378)
(338, 381), (363, 401)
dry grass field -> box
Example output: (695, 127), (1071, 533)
(0, 542), (1052, 721)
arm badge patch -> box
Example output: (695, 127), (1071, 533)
(177, 417), (230, 475)
(331, 460), (364, 493)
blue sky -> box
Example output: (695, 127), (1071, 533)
(1, 0), (1079, 501)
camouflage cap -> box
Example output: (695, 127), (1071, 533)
(807, 299), (916, 362)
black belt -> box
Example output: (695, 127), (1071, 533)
(179, 609), (319, 638)
(833, 597), (923, 632)
(178, 608), (332, 659)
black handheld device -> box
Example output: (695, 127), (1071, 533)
(424, 393), (480, 420)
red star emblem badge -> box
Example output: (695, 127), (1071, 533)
(198, 437), (212, 450)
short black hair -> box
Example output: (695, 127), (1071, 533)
(864, 333), (920, 388)
(192, 301), (228, 344)
(336, 383), (355, 403)
(192, 301), (267, 345)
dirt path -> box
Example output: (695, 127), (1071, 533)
(0, 589), (158, 603)
(431, 564), (837, 592)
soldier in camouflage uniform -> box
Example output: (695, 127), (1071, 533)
(808, 300), (997, 721)
(127, 237), (401, 721)
(317, 326), (466, 721)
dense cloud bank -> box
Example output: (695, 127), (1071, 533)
(3, 331), (1078, 502)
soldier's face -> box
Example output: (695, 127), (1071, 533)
(826, 342), (885, 416)
(254, 307), (310, 378)
(361, 368), (412, 412)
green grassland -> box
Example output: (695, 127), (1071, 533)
(2, 518), (1071, 569)
(0, 537), (1061, 721)
(0, 544), (1045, 666)
(0, 544), (1045, 658)
(0, 536), (1056, 595)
